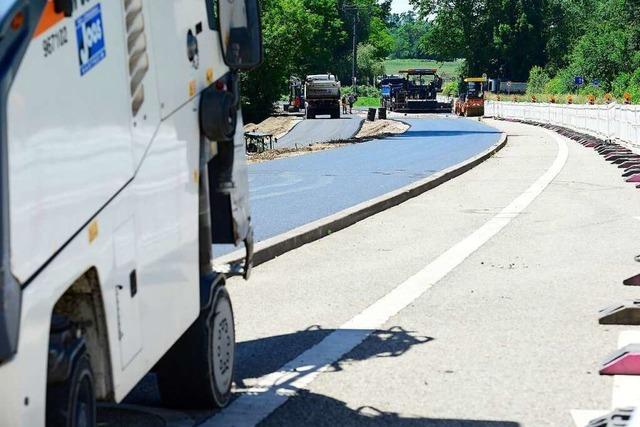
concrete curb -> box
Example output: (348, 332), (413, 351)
(215, 132), (508, 267)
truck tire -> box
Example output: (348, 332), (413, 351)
(306, 109), (315, 119)
(156, 284), (235, 409)
(331, 108), (340, 119)
(46, 316), (96, 427)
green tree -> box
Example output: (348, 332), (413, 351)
(356, 43), (386, 84)
(242, 0), (396, 121)
(569, 25), (632, 90)
(367, 16), (394, 58)
(242, 0), (347, 121)
(390, 12), (430, 59)
(526, 66), (550, 93)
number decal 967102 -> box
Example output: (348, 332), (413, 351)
(42, 26), (69, 58)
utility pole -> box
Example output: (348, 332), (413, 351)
(343, 4), (359, 91)
(352, 10), (357, 90)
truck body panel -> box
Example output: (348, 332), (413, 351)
(0, 0), (257, 424)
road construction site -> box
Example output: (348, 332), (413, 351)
(7, 3), (640, 427)
(97, 113), (640, 426)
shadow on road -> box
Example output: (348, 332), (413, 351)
(261, 390), (521, 427)
(110, 326), (436, 425)
(235, 325), (432, 388)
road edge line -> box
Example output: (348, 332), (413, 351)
(215, 132), (507, 267)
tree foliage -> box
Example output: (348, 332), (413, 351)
(409, 0), (640, 99)
(388, 12), (430, 59)
(242, 0), (394, 121)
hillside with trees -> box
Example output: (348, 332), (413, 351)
(409, 0), (640, 100)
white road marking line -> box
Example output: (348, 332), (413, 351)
(208, 130), (568, 427)
(611, 330), (640, 409)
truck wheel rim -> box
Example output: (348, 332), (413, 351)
(213, 295), (234, 394)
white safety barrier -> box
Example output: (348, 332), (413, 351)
(485, 101), (640, 149)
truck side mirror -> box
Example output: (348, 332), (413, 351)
(217, 0), (263, 70)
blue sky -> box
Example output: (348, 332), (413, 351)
(391, 0), (413, 13)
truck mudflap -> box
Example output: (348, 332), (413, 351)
(0, 0), (46, 364)
(200, 76), (254, 278)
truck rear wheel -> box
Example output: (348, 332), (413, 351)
(156, 284), (235, 409)
(46, 316), (96, 427)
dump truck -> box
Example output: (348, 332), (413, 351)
(454, 77), (486, 117)
(304, 74), (341, 119)
(379, 69), (451, 113)
(0, 1), (261, 425)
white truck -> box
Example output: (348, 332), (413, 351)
(304, 73), (341, 119)
(0, 0), (261, 425)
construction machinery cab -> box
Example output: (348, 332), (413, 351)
(379, 69), (450, 113)
(454, 77), (487, 117)
(462, 77), (486, 100)
(401, 69), (444, 96)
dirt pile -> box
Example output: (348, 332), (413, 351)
(247, 118), (410, 163)
(247, 142), (359, 164)
(243, 116), (301, 139)
(355, 119), (410, 138)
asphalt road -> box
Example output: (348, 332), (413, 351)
(215, 118), (502, 257)
(276, 114), (364, 148)
(217, 119), (640, 426)
(103, 119), (640, 426)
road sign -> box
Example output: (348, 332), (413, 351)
(574, 76), (584, 86)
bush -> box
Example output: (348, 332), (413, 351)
(612, 72), (631, 98)
(544, 68), (575, 94)
(578, 84), (605, 98)
(342, 85), (380, 98)
(527, 66), (550, 94)
(442, 81), (458, 96)
(611, 69), (640, 101)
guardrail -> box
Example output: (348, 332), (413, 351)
(485, 101), (640, 148)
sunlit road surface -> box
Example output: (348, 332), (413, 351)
(113, 119), (640, 426)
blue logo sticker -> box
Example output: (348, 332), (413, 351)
(76, 4), (106, 76)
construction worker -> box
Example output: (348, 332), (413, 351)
(348, 93), (355, 114)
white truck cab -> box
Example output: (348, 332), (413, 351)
(0, 1), (261, 425)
